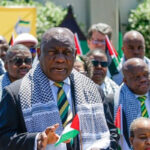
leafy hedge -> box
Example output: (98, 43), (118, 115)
(128, 0), (150, 57)
(0, 0), (67, 43)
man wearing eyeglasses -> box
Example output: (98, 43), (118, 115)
(0, 44), (32, 101)
(87, 23), (113, 76)
(87, 49), (119, 96)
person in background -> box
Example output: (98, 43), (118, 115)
(74, 54), (120, 149)
(74, 55), (93, 78)
(0, 44), (32, 100)
(0, 35), (9, 74)
(0, 27), (110, 150)
(112, 30), (150, 85)
(14, 33), (38, 62)
(130, 117), (150, 150)
(114, 58), (150, 148)
(87, 23), (114, 77)
(87, 49), (119, 96)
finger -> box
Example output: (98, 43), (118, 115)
(45, 123), (59, 134)
(40, 132), (48, 148)
(54, 123), (59, 130)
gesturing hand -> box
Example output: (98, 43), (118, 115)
(37, 123), (59, 150)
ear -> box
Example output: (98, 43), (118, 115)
(87, 39), (91, 48)
(122, 46), (125, 52)
(123, 77), (127, 84)
(130, 137), (134, 147)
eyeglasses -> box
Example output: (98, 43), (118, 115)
(9, 57), (32, 66)
(30, 47), (36, 53)
(92, 60), (108, 67)
(91, 39), (105, 45)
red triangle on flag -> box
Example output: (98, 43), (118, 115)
(70, 114), (80, 131)
(74, 33), (82, 55)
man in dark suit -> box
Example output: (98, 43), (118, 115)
(0, 27), (110, 150)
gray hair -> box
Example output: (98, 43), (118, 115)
(87, 23), (112, 40)
(130, 117), (150, 137)
(86, 49), (107, 59)
(5, 44), (30, 62)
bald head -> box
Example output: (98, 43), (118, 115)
(130, 117), (150, 138)
(123, 58), (147, 76)
(123, 30), (145, 44)
(122, 58), (150, 95)
(122, 30), (145, 60)
(40, 27), (76, 53)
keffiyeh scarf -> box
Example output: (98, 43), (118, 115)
(19, 63), (110, 149)
(114, 83), (150, 137)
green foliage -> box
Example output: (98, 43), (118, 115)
(128, 0), (150, 58)
(0, 0), (67, 43)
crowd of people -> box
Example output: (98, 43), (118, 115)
(0, 22), (150, 150)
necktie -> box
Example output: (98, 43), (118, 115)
(138, 96), (149, 118)
(54, 82), (73, 127)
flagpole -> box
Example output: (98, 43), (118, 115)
(79, 130), (83, 150)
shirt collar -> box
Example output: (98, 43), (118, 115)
(135, 92), (148, 98)
(49, 77), (70, 86)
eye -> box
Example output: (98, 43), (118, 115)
(65, 50), (73, 56)
(139, 136), (147, 140)
(48, 49), (56, 55)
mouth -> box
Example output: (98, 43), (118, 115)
(53, 68), (67, 74)
(145, 148), (150, 150)
(19, 68), (29, 75)
(139, 83), (149, 89)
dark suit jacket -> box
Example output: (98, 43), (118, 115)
(98, 86), (120, 150)
(0, 79), (79, 150)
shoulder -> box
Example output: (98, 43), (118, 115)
(4, 79), (22, 96)
(105, 76), (119, 88)
(70, 69), (96, 86)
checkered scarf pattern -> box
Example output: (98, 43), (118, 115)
(114, 83), (149, 136)
(0, 72), (11, 101)
(103, 76), (119, 96)
(19, 63), (110, 149)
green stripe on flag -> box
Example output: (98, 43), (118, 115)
(19, 20), (30, 24)
(117, 128), (121, 135)
(55, 129), (79, 146)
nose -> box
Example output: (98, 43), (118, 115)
(146, 138), (150, 144)
(140, 75), (148, 83)
(133, 49), (141, 55)
(55, 53), (66, 63)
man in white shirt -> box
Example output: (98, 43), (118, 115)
(0, 27), (110, 150)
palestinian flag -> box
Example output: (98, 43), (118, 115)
(74, 33), (83, 55)
(105, 35), (121, 76)
(55, 114), (80, 146)
(115, 105), (121, 135)
(9, 33), (14, 46)
(115, 105), (130, 150)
